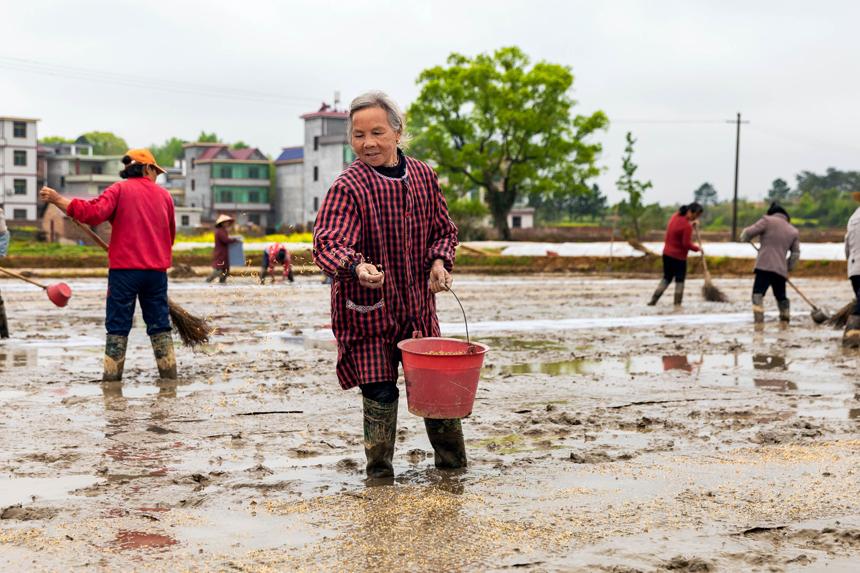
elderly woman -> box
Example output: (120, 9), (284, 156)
(741, 203), (800, 323)
(843, 192), (860, 347)
(313, 91), (460, 478)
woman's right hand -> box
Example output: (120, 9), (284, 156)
(356, 262), (384, 289)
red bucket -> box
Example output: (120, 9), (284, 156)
(397, 337), (489, 419)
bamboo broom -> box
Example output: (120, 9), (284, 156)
(827, 299), (857, 329)
(693, 227), (729, 302)
(72, 220), (212, 346)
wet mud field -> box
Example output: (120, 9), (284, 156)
(0, 274), (858, 572)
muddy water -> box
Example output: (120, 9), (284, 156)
(0, 274), (858, 572)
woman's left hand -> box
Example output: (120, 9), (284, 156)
(429, 259), (452, 293)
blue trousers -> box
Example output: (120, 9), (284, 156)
(106, 270), (171, 336)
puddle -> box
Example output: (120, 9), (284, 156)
(502, 352), (857, 419)
(0, 475), (103, 506)
(441, 312), (753, 335)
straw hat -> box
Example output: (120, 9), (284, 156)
(215, 214), (235, 227)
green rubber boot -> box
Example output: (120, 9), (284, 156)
(103, 334), (128, 382)
(778, 299), (791, 323)
(843, 315), (860, 348)
(0, 293), (9, 339)
(363, 397), (397, 478)
(673, 282), (685, 306)
(424, 418), (467, 469)
(752, 293), (765, 324)
(150, 332), (177, 380)
(648, 280), (669, 306)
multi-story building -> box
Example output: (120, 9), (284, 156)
(274, 104), (354, 228)
(41, 140), (123, 199)
(183, 143), (271, 227)
(0, 116), (39, 221)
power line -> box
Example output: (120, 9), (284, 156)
(611, 119), (727, 125)
(0, 55), (321, 107)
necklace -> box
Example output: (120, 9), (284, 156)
(384, 155), (400, 168)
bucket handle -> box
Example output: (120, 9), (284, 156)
(446, 287), (473, 350)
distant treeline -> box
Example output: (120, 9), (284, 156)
(531, 167), (859, 231)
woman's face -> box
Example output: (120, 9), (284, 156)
(688, 211), (702, 221)
(350, 107), (399, 167)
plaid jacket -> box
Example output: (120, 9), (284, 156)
(313, 156), (458, 389)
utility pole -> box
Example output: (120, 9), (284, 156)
(727, 112), (749, 241)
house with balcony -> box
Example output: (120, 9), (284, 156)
(274, 103), (355, 228)
(0, 116), (39, 221)
(183, 143), (271, 227)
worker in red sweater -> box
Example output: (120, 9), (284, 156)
(259, 242), (294, 284)
(648, 202), (703, 306)
(39, 149), (177, 382)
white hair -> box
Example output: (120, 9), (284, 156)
(347, 90), (410, 147)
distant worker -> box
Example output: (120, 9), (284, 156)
(740, 203), (800, 324)
(0, 206), (8, 338)
(648, 202), (703, 306)
(260, 242), (294, 284)
(206, 214), (237, 283)
(39, 149), (177, 381)
(843, 192), (860, 347)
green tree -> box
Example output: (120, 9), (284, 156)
(231, 140), (249, 150)
(197, 131), (220, 143)
(767, 178), (791, 202)
(81, 131), (128, 155)
(693, 182), (718, 207)
(408, 46), (608, 239)
(39, 135), (75, 144)
(150, 137), (185, 168)
(616, 132), (652, 241)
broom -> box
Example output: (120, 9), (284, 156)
(71, 220), (212, 346)
(693, 227), (729, 302)
(826, 299), (857, 329)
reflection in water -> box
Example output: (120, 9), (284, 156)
(753, 353), (787, 371)
(754, 378), (798, 391)
(506, 359), (591, 375)
(661, 355), (692, 373)
(0, 349), (38, 370)
(113, 530), (177, 551)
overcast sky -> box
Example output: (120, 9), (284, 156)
(3, 0), (859, 204)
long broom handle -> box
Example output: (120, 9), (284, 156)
(693, 226), (711, 279)
(747, 241), (819, 309)
(0, 265), (48, 289)
(70, 219), (110, 252)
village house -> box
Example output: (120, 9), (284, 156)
(0, 116), (39, 221)
(183, 143), (271, 228)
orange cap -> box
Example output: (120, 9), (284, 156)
(126, 148), (166, 174)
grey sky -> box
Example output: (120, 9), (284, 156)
(3, 0), (858, 204)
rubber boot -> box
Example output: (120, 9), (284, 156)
(648, 280), (669, 306)
(0, 293), (9, 339)
(843, 315), (860, 348)
(103, 334), (128, 382)
(205, 269), (221, 283)
(150, 332), (177, 380)
(752, 293), (765, 324)
(673, 282), (685, 306)
(778, 299), (791, 323)
(424, 418), (467, 469)
(363, 397), (397, 478)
